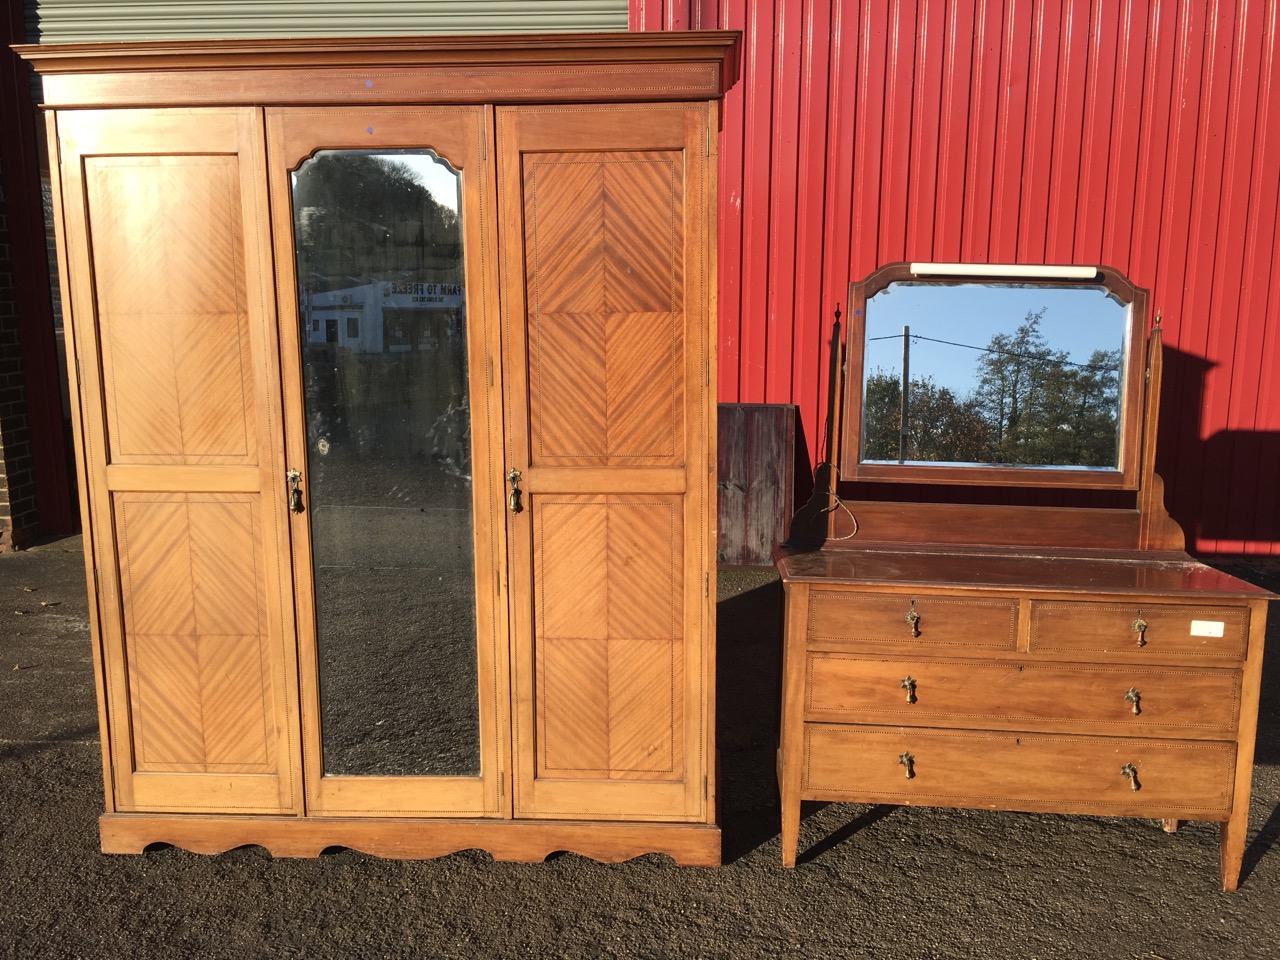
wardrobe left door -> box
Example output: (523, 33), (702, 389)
(265, 107), (509, 817)
(55, 108), (302, 814)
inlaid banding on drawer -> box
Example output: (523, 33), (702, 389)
(808, 592), (1017, 651)
(804, 655), (1241, 736)
(802, 725), (1235, 817)
(1030, 601), (1249, 661)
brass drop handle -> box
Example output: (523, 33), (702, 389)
(1121, 762), (1141, 791)
(1132, 615), (1149, 647)
(901, 676), (918, 704)
(1125, 687), (1142, 716)
(286, 469), (304, 514)
(507, 469), (524, 514)
(899, 751), (916, 780)
(905, 601), (921, 638)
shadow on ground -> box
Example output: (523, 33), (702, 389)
(3, 540), (1280, 959)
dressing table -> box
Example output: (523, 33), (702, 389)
(775, 263), (1272, 890)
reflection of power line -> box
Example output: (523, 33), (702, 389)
(867, 333), (1116, 371)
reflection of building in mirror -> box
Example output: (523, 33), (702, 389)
(303, 279), (466, 353)
(861, 282), (1127, 471)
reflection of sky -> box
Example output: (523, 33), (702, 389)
(392, 153), (461, 212)
(291, 151), (462, 213)
(860, 283), (1129, 396)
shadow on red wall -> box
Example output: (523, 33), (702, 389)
(1160, 346), (1280, 553)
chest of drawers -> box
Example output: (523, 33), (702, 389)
(776, 546), (1271, 890)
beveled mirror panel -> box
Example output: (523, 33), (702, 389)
(840, 264), (1147, 488)
(292, 149), (480, 777)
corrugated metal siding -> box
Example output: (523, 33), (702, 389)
(637, 0), (1280, 555)
(29, 0), (628, 41)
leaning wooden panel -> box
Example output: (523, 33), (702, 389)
(52, 108), (300, 815)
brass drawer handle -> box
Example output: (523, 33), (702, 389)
(1121, 762), (1141, 791)
(1132, 615), (1148, 646)
(901, 676), (917, 704)
(1124, 687), (1142, 716)
(905, 601), (921, 638)
(899, 752), (915, 779)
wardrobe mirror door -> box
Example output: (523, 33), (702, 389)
(292, 149), (479, 777)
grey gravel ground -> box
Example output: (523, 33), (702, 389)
(2, 535), (1279, 960)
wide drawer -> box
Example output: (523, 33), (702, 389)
(808, 591), (1018, 653)
(802, 725), (1235, 818)
(1029, 600), (1249, 662)
(805, 655), (1241, 737)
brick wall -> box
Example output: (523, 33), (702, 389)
(0, 153), (39, 551)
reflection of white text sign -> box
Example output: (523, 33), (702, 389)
(386, 281), (464, 309)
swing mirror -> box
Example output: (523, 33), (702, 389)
(840, 263), (1149, 489)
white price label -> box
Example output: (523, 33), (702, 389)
(1189, 620), (1225, 638)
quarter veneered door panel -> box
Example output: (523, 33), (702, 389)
(57, 108), (299, 814)
(535, 496), (684, 781)
(524, 150), (685, 466)
(117, 494), (275, 773)
(87, 156), (255, 464)
(499, 104), (714, 822)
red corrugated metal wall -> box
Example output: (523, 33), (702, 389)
(633, 0), (1280, 555)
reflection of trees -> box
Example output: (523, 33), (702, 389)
(294, 151), (470, 467)
(863, 371), (994, 463)
(863, 310), (1121, 467)
(294, 152), (461, 290)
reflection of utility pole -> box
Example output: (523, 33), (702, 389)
(899, 324), (910, 463)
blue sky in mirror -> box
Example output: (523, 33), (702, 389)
(392, 153), (461, 213)
(862, 282), (1128, 397)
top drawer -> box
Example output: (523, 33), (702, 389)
(808, 590), (1018, 653)
(1030, 600), (1249, 662)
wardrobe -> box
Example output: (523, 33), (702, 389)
(19, 32), (738, 864)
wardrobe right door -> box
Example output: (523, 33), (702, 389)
(496, 102), (718, 824)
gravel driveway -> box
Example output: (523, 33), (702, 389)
(2, 536), (1278, 959)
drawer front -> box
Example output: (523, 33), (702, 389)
(803, 725), (1235, 818)
(808, 591), (1018, 653)
(805, 656), (1242, 737)
(1029, 601), (1249, 662)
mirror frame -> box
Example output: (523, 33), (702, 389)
(838, 262), (1149, 490)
